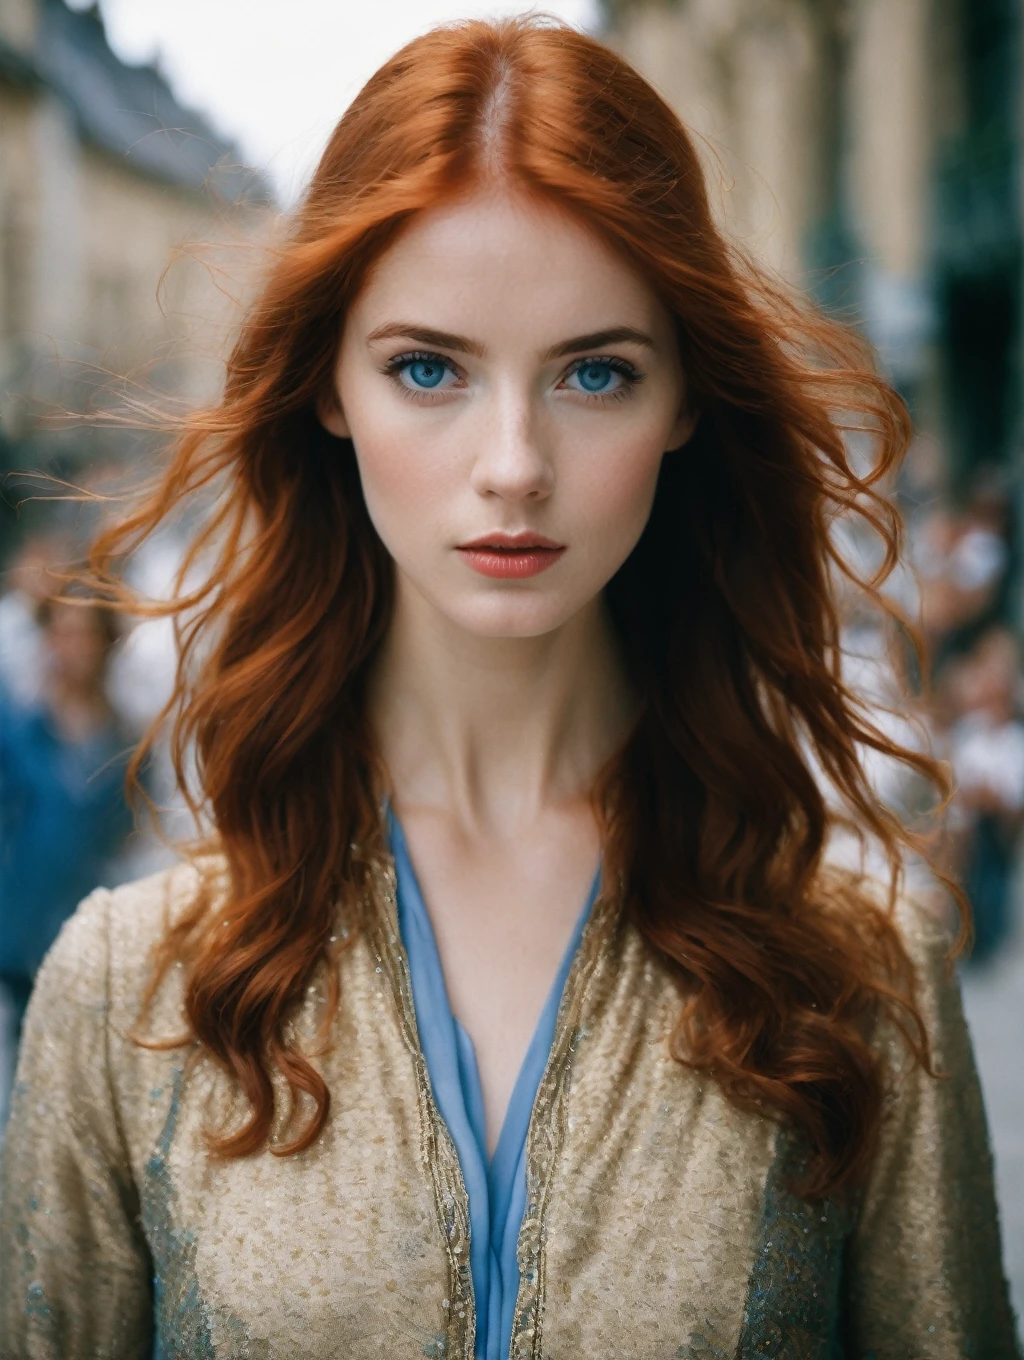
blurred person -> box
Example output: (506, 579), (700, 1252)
(947, 470), (1013, 630)
(0, 19), (1018, 1358)
(104, 531), (203, 881)
(945, 627), (1024, 962)
(912, 501), (965, 641)
(0, 589), (134, 1060)
(913, 469), (1014, 674)
(105, 531), (192, 736)
(0, 534), (68, 710)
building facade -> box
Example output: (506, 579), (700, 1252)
(0, 0), (271, 552)
(605, 0), (1023, 623)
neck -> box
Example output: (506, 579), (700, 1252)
(369, 576), (636, 836)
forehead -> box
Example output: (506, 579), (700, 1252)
(349, 189), (667, 341)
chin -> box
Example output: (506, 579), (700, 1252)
(448, 592), (585, 640)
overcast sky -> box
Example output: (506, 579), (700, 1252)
(72, 0), (601, 202)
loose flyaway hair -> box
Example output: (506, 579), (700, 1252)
(86, 16), (957, 1199)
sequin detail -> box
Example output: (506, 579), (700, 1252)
(736, 1139), (849, 1359)
(368, 853), (475, 1360)
(142, 1065), (218, 1359)
(6, 1080), (58, 1347)
(509, 883), (621, 1360)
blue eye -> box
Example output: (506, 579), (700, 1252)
(563, 356), (640, 399)
(405, 358), (446, 389)
(384, 351), (459, 396)
(576, 362), (616, 393)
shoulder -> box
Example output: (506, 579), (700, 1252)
(890, 887), (956, 978)
(823, 865), (956, 977)
(0, 691), (41, 739)
(856, 882), (971, 1083)
(814, 867), (965, 1068)
(32, 853), (228, 1030)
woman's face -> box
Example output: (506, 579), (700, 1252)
(323, 189), (694, 640)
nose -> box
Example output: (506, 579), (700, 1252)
(468, 379), (555, 503)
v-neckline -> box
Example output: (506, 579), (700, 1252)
(379, 806), (604, 1360)
(385, 804), (600, 1166)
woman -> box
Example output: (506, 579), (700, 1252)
(0, 18), (1017, 1359)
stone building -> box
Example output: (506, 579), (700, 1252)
(0, 0), (271, 549)
(605, 0), (1022, 620)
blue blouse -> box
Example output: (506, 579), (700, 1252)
(387, 809), (599, 1360)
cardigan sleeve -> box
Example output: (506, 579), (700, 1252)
(0, 888), (153, 1359)
(841, 898), (1021, 1357)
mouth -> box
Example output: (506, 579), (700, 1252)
(455, 531), (566, 580)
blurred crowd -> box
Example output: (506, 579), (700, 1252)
(0, 528), (185, 1124)
(910, 464), (1024, 959)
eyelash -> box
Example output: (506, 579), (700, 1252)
(379, 350), (645, 403)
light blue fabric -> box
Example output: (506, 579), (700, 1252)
(386, 807), (599, 1360)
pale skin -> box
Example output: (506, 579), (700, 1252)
(321, 189), (695, 1154)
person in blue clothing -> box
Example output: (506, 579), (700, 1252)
(0, 587), (134, 1039)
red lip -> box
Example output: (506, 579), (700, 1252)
(458, 531), (565, 551)
(456, 531), (566, 579)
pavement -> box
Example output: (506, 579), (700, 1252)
(961, 890), (1024, 1337)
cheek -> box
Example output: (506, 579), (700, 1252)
(347, 412), (459, 549)
(337, 365), (447, 523)
(570, 428), (666, 554)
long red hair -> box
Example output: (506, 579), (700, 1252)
(89, 16), (954, 1198)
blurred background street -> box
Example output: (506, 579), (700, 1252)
(1, 0), (1022, 1332)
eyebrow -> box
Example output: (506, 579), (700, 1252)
(364, 322), (655, 360)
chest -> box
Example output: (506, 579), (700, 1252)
(124, 923), (849, 1359)
(391, 807), (601, 1147)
